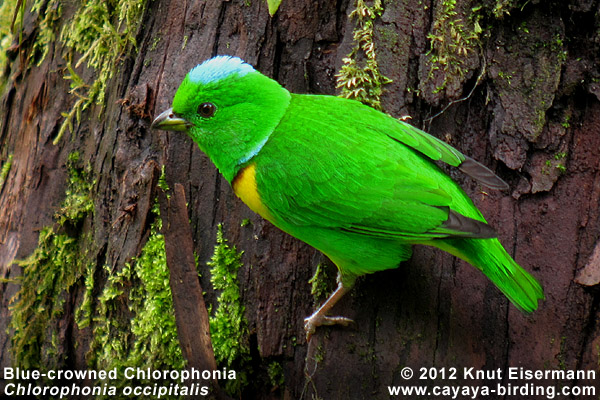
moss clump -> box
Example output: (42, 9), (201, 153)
(10, 226), (90, 370)
(308, 263), (330, 305)
(29, 0), (62, 67)
(423, 1), (482, 96)
(56, 152), (95, 225)
(158, 164), (170, 193)
(208, 223), (251, 397)
(336, 0), (391, 110)
(9, 152), (94, 370)
(75, 260), (96, 329)
(0, 153), (13, 191)
(554, 152), (567, 160)
(267, 361), (285, 388)
(240, 218), (252, 227)
(50, 0), (148, 144)
(492, 0), (523, 18)
(88, 212), (185, 395)
(0, 0), (23, 91)
(553, 152), (567, 174)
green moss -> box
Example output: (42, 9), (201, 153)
(0, 0), (23, 91)
(9, 152), (95, 370)
(314, 343), (325, 363)
(492, 0), (527, 19)
(158, 164), (170, 197)
(150, 35), (161, 51)
(497, 70), (512, 85)
(57, 152), (95, 226)
(10, 226), (91, 370)
(208, 223), (251, 397)
(336, 0), (391, 110)
(10, 150), (185, 393)
(550, 33), (567, 62)
(89, 213), (185, 396)
(554, 152), (567, 174)
(267, 361), (285, 388)
(29, 0), (62, 67)
(0, 153), (13, 192)
(49, 0), (148, 144)
(557, 336), (567, 370)
(240, 218), (252, 227)
(75, 261), (96, 329)
(542, 152), (568, 176)
(308, 263), (329, 304)
(424, 1), (482, 94)
(0, 1), (16, 53)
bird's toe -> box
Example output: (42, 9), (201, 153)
(304, 314), (354, 341)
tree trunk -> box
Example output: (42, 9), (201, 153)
(1, 0), (599, 399)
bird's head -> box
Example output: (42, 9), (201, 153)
(152, 55), (291, 182)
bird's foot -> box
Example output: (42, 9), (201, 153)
(304, 312), (354, 342)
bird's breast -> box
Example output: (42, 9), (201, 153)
(232, 163), (274, 222)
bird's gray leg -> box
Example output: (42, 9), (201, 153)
(304, 273), (355, 341)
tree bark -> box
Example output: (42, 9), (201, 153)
(1, 0), (599, 399)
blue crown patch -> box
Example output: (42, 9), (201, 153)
(188, 56), (255, 84)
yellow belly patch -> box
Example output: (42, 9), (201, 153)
(232, 163), (274, 221)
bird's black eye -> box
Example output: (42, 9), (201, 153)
(198, 102), (216, 118)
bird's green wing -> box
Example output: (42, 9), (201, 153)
(390, 122), (508, 190)
(255, 94), (496, 241)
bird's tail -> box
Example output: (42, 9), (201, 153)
(431, 238), (544, 312)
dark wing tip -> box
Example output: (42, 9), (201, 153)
(442, 209), (497, 239)
(459, 156), (509, 191)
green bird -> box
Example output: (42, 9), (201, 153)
(152, 56), (544, 340)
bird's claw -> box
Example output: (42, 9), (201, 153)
(304, 314), (354, 341)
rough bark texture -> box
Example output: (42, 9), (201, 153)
(1, 0), (599, 399)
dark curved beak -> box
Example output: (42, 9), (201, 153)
(151, 108), (191, 132)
